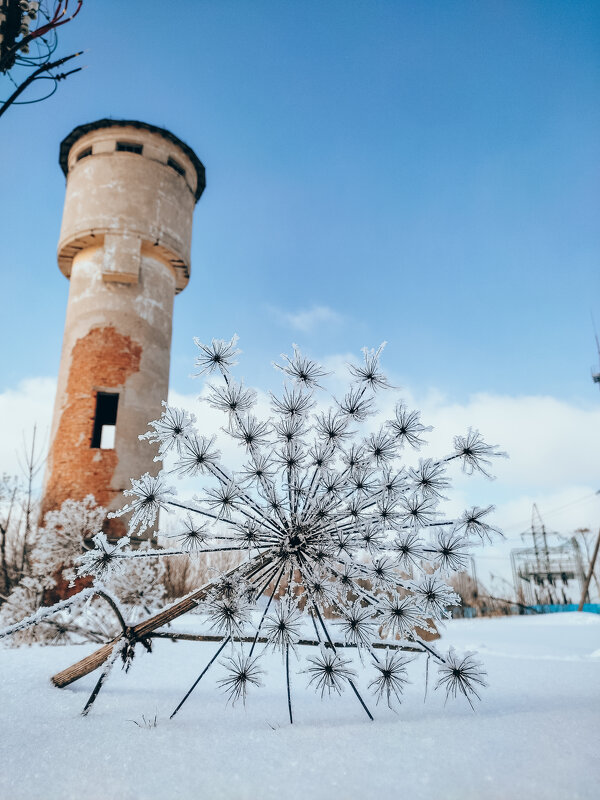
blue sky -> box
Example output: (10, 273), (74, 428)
(1, 1), (599, 585)
(1, 0), (599, 399)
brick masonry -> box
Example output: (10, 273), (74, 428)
(43, 325), (141, 527)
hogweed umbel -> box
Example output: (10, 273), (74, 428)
(73, 336), (506, 721)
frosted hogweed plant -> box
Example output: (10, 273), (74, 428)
(1, 336), (505, 722)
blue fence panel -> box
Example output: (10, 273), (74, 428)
(528, 603), (600, 615)
(452, 603), (600, 618)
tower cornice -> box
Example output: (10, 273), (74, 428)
(59, 118), (206, 202)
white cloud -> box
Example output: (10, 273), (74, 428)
(170, 367), (600, 588)
(2, 368), (598, 589)
(0, 377), (56, 486)
(3, 373), (598, 512)
(418, 392), (600, 492)
(355, 378), (600, 586)
(269, 304), (343, 333)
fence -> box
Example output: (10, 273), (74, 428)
(453, 602), (600, 618)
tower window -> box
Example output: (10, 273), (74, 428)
(91, 392), (119, 449)
(167, 156), (186, 177)
(116, 141), (143, 155)
(77, 147), (92, 161)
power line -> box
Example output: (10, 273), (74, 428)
(498, 491), (599, 541)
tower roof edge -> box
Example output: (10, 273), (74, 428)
(59, 118), (206, 202)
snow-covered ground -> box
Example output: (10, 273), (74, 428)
(1, 613), (599, 800)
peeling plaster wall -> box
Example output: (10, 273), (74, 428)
(43, 122), (200, 532)
(60, 137), (196, 279)
(44, 250), (175, 519)
(57, 124), (198, 292)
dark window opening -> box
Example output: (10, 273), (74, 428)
(167, 156), (186, 177)
(91, 392), (119, 449)
(77, 147), (92, 161)
(116, 141), (143, 155)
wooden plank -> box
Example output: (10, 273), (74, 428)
(51, 554), (269, 688)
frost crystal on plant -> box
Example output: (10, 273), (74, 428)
(264, 599), (303, 654)
(456, 505), (502, 543)
(435, 649), (488, 709)
(194, 335), (241, 376)
(110, 473), (175, 534)
(218, 651), (263, 705)
(336, 602), (377, 650)
(305, 647), (357, 696)
(139, 402), (196, 458)
(58, 337), (506, 721)
(369, 650), (413, 707)
(76, 532), (130, 581)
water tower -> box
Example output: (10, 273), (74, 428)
(42, 119), (205, 536)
